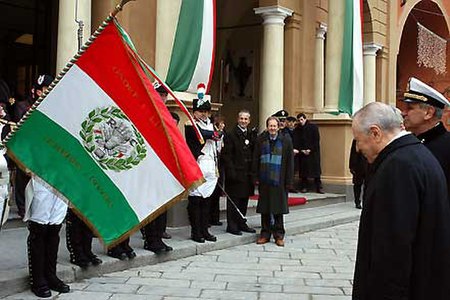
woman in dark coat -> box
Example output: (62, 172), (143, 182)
(253, 117), (294, 247)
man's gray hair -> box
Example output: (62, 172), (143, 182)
(418, 102), (444, 119)
(238, 109), (251, 118)
(353, 102), (404, 134)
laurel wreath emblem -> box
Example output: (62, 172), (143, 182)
(80, 106), (147, 172)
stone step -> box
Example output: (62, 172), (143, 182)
(0, 202), (360, 298)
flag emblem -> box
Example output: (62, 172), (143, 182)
(80, 106), (147, 172)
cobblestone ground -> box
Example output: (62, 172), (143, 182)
(6, 221), (359, 300)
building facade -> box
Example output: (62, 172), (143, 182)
(2, 0), (449, 219)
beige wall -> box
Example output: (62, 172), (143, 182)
(91, 0), (156, 68)
(89, 0), (444, 192)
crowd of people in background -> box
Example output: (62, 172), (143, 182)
(1, 74), (449, 299)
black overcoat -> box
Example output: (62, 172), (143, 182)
(293, 121), (321, 177)
(416, 122), (450, 199)
(253, 132), (294, 214)
(221, 125), (256, 198)
(349, 139), (367, 185)
(352, 134), (450, 300)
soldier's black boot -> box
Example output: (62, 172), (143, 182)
(201, 198), (216, 242)
(188, 196), (205, 243)
(28, 221), (51, 298)
(66, 209), (90, 268)
(46, 224), (70, 293)
(83, 232), (102, 266)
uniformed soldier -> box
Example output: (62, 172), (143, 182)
(185, 86), (221, 243)
(25, 177), (70, 298)
(400, 77), (450, 198)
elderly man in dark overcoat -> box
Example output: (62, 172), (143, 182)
(253, 116), (294, 247)
(293, 113), (323, 193)
(352, 102), (450, 300)
(222, 109), (256, 235)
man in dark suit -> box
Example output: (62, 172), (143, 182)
(349, 139), (367, 209)
(293, 113), (323, 193)
(400, 77), (450, 199)
(222, 109), (256, 235)
(352, 102), (450, 300)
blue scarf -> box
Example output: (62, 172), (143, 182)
(259, 136), (283, 186)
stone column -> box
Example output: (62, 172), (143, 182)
(314, 23), (327, 112)
(254, 6), (293, 124)
(363, 43), (382, 105)
(155, 0), (181, 80)
(324, 1), (345, 113)
(284, 14), (301, 115)
(56, 0), (91, 73)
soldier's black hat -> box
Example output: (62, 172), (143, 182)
(272, 109), (289, 120)
(192, 98), (211, 111)
(403, 77), (450, 109)
(286, 116), (296, 122)
(153, 81), (168, 95)
(35, 74), (53, 91)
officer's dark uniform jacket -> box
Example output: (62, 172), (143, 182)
(416, 121), (450, 199)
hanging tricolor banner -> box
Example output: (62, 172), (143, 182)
(339, 0), (364, 116)
(164, 0), (216, 93)
(5, 19), (204, 246)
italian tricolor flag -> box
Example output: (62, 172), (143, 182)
(6, 20), (203, 246)
(339, 0), (364, 116)
(164, 0), (216, 93)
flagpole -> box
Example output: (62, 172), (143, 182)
(2, 0), (136, 146)
(110, 0), (136, 18)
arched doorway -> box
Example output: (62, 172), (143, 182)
(210, 0), (261, 126)
(0, 0), (59, 101)
(397, 0), (450, 128)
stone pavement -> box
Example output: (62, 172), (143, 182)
(0, 195), (360, 298)
(3, 220), (360, 300)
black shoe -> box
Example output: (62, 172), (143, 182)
(48, 280), (70, 293)
(122, 244), (137, 259)
(164, 244), (173, 252)
(191, 235), (205, 243)
(31, 286), (51, 298)
(300, 188), (308, 193)
(226, 228), (242, 235)
(210, 221), (223, 226)
(289, 189), (299, 193)
(355, 203), (362, 209)
(204, 233), (217, 242)
(144, 244), (166, 254)
(162, 232), (172, 239)
(70, 257), (90, 269)
(316, 188), (325, 194)
(126, 250), (136, 259)
(107, 250), (127, 260)
(89, 255), (102, 266)
(240, 226), (256, 233)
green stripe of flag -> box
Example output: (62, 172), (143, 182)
(166, 0), (204, 91)
(339, 0), (354, 115)
(8, 111), (139, 244)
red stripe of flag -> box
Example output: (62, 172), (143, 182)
(75, 22), (202, 186)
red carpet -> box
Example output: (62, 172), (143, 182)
(249, 195), (307, 206)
